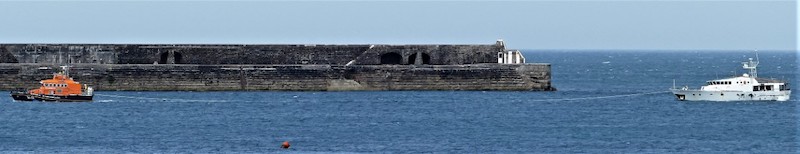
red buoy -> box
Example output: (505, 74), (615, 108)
(281, 141), (290, 149)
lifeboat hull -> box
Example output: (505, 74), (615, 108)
(10, 92), (34, 101)
(33, 94), (93, 102)
(9, 92), (92, 102)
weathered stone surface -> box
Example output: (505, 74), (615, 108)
(0, 63), (552, 91)
(0, 44), (498, 65)
(0, 42), (554, 91)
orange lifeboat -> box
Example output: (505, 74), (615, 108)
(10, 66), (93, 102)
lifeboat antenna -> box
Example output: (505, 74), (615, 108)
(60, 66), (70, 77)
(742, 50), (759, 78)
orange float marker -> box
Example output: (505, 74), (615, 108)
(281, 141), (290, 149)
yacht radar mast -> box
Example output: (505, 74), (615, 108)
(742, 51), (759, 78)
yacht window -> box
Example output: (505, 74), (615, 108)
(753, 86), (759, 91)
(765, 85), (773, 91)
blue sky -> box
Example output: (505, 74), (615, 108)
(0, 0), (795, 50)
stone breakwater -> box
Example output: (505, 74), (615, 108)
(0, 41), (553, 91)
(0, 63), (551, 91)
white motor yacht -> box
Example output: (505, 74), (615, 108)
(670, 54), (791, 101)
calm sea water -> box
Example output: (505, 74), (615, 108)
(0, 51), (797, 153)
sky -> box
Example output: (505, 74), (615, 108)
(0, 0), (795, 51)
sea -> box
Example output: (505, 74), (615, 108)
(0, 50), (797, 153)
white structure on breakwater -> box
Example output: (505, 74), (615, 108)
(496, 39), (525, 64)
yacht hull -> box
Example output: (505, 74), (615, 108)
(671, 89), (790, 101)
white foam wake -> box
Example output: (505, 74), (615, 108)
(527, 91), (670, 102)
(95, 94), (231, 103)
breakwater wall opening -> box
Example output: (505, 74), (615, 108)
(0, 41), (554, 91)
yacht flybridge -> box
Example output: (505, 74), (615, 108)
(670, 54), (791, 101)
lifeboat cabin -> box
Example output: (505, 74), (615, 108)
(10, 66), (93, 102)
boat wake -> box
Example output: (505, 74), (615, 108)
(528, 91), (670, 102)
(95, 94), (231, 103)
